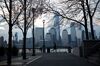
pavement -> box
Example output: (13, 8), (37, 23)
(0, 54), (42, 66)
(0, 52), (98, 66)
(27, 52), (98, 66)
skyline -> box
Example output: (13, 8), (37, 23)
(0, 0), (100, 42)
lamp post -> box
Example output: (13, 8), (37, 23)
(43, 20), (45, 53)
(32, 8), (36, 56)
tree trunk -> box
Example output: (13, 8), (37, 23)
(86, 0), (95, 39)
(7, 25), (12, 66)
(81, 0), (89, 40)
(89, 16), (94, 39)
(7, 0), (12, 65)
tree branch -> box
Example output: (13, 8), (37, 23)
(4, 0), (10, 13)
(46, 3), (85, 26)
(0, 5), (9, 24)
(13, 6), (24, 25)
(17, 23), (24, 33)
(92, 0), (100, 17)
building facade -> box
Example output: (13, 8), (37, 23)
(62, 29), (69, 47)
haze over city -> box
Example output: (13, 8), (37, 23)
(0, 0), (100, 66)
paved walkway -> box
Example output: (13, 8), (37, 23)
(0, 52), (98, 66)
(27, 52), (97, 66)
(0, 55), (42, 66)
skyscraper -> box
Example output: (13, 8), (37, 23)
(70, 22), (77, 47)
(68, 34), (71, 45)
(45, 33), (53, 47)
(82, 30), (86, 40)
(34, 28), (43, 47)
(13, 32), (18, 47)
(49, 28), (56, 43)
(53, 13), (62, 46)
(62, 29), (69, 47)
(15, 32), (18, 42)
(26, 37), (32, 48)
(0, 36), (4, 47)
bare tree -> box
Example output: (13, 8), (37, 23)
(15, 0), (33, 59)
(80, 0), (89, 40)
(0, 0), (23, 65)
(85, 0), (100, 39)
(45, 0), (88, 39)
(16, 0), (46, 59)
(44, 0), (100, 40)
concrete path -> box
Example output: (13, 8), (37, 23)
(0, 55), (42, 66)
(27, 52), (97, 66)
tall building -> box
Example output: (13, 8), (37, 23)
(0, 36), (4, 47)
(76, 26), (82, 46)
(70, 22), (77, 47)
(15, 32), (18, 42)
(0, 36), (7, 47)
(18, 40), (23, 48)
(17, 37), (33, 49)
(62, 29), (69, 47)
(13, 32), (19, 47)
(4, 40), (7, 48)
(53, 13), (62, 46)
(34, 28), (43, 47)
(82, 30), (86, 40)
(45, 33), (53, 47)
(68, 34), (71, 45)
(49, 28), (56, 44)
(88, 32), (92, 40)
(26, 37), (32, 48)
